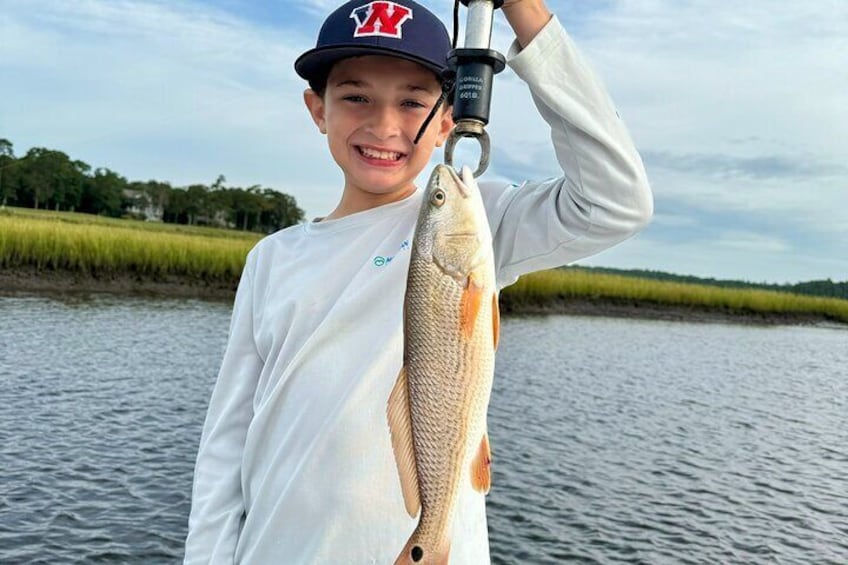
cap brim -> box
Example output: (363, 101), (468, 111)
(295, 45), (445, 83)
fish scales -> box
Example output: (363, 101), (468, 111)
(389, 164), (499, 565)
(406, 260), (492, 511)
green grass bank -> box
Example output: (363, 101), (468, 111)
(0, 207), (257, 283)
(502, 269), (848, 325)
(2, 207), (846, 324)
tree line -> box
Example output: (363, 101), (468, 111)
(0, 138), (305, 232)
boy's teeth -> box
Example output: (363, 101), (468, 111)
(360, 147), (401, 161)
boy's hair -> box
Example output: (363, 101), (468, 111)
(307, 71), (331, 98)
(295, 0), (452, 96)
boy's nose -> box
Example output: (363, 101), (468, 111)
(365, 107), (402, 140)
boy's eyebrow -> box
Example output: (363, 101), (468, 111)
(334, 79), (368, 88)
(405, 84), (439, 95)
(333, 79), (439, 95)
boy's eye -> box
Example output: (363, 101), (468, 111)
(342, 95), (368, 103)
(402, 100), (427, 109)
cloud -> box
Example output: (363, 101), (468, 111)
(296, 0), (345, 18)
(643, 152), (847, 182)
(580, 0), (847, 161)
(714, 231), (790, 254)
(576, 232), (846, 285)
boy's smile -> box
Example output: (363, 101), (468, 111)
(356, 145), (405, 166)
(304, 55), (453, 220)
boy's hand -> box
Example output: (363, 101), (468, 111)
(500, 0), (552, 49)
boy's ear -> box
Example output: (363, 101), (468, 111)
(303, 89), (327, 134)
(434, 106), (454, 148)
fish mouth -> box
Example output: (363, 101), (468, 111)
(438, 165), (471, 198)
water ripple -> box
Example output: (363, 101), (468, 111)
(488, 316), (848, 565)
(1, 294), (227, 563)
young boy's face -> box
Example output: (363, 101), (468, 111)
(304, 55), (453, 211)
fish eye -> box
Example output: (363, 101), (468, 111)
(430, 189), (446, 207)
(411, 546), (424, 562)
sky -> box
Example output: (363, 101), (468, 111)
(1, 0), (846, 284)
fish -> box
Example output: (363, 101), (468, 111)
(387, 164), (500, 565)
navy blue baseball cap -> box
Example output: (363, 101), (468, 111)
(295, 0), (452, 86)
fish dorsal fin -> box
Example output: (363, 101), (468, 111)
(387, 366), (421, 518)
(492, 291), (500, 351)
(470, 432), (492, 494)
(460, 274), (485, 340)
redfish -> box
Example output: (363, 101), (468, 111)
(387, 164), (499, 565)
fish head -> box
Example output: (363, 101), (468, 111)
(414, 164), (492, 281)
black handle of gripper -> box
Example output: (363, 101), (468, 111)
(448, 48), (506, 127)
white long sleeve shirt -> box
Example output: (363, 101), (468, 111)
(185, 16), (652, 564)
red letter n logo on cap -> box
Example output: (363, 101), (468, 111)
(350, 1), (413, 39)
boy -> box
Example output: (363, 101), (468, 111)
(185, 0), (652, 563)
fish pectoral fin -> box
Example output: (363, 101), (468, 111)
(460, 274), (485, 340)
(470, 432), (492, 494)
(387, 366), (421, 518)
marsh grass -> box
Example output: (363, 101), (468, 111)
(0, 211), (256, 280)
(503, 268), (848, 323)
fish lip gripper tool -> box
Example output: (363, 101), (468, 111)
(444, 0), (507, 178)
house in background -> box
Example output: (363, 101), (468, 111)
(122, 189), (163, 221)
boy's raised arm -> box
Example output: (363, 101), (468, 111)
(502, 0), (553, 49)
(486, 8), (653, 287)
(184, 262), (263, 563)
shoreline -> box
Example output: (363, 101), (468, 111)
(2, 268), (843, 328)
(498, 296), (844, 328)
(0, 268), (237, 301)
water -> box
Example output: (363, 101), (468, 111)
(486, 316), (848, 564)
(1, 295), (227, 563)
(1, 294), (846, 564)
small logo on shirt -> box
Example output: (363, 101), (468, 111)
(351, 1), (413, 39)
(373, 239), (410, 267)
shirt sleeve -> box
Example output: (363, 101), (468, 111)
(483, 15), (653, 289)
(184, 255), (263, 564)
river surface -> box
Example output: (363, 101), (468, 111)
(1, 293), (846, 564)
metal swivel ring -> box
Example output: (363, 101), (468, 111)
(444, 123), (491, 178)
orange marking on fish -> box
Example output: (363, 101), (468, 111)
(460, 274), (484, 340)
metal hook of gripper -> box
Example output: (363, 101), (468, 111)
(444, 121), (490, 178)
